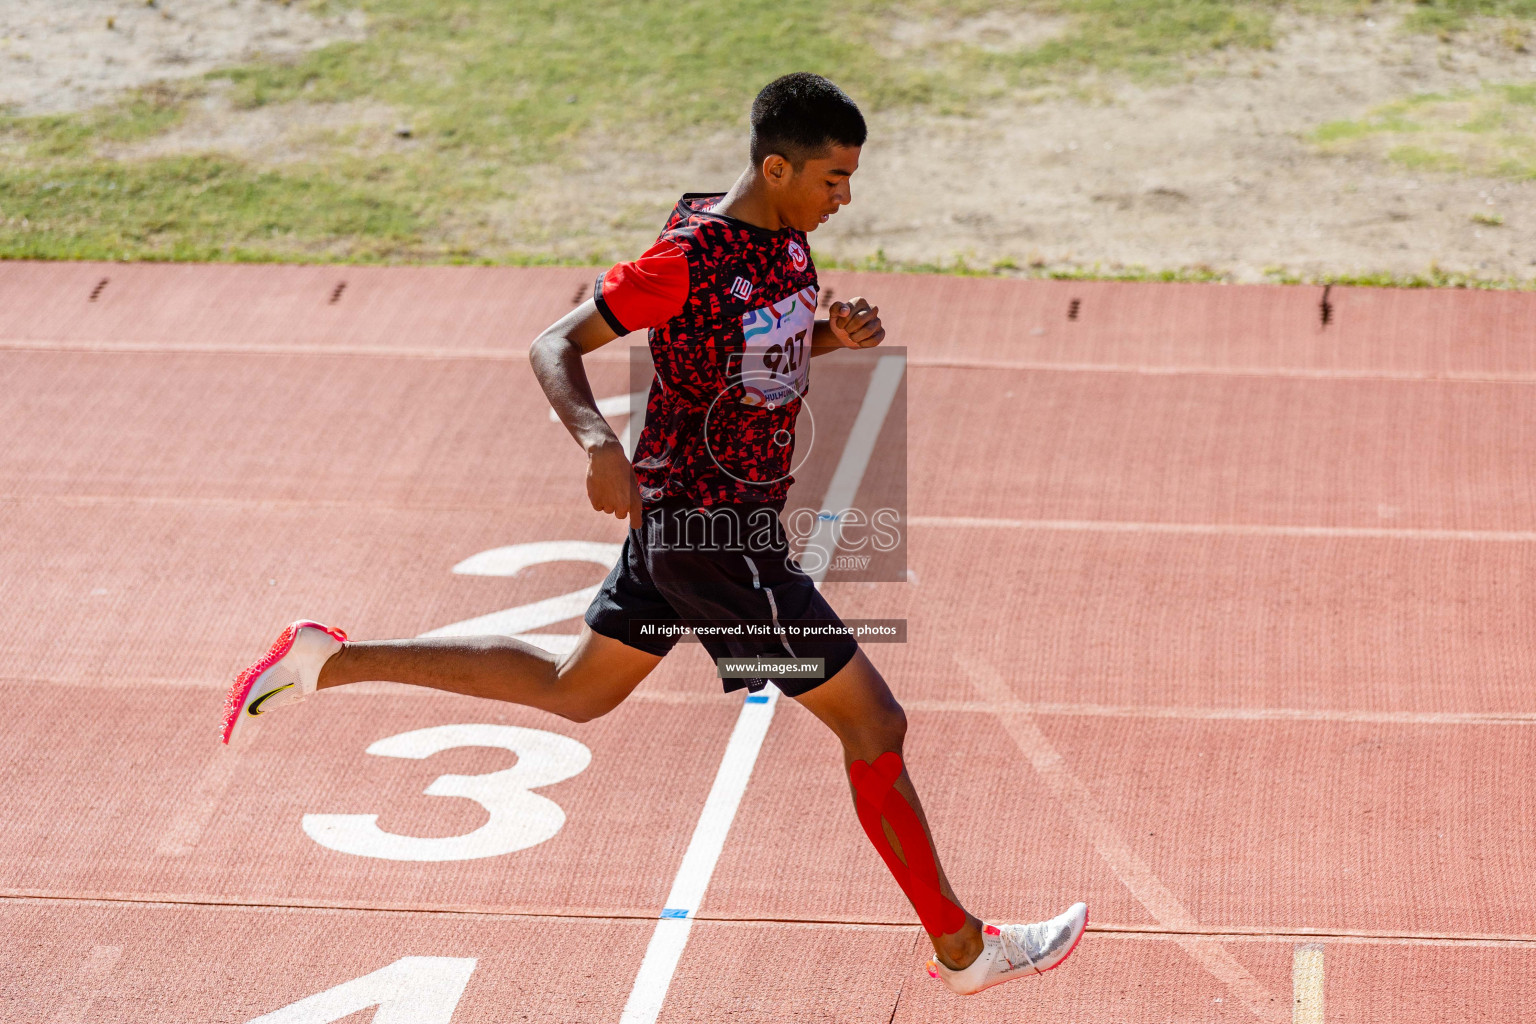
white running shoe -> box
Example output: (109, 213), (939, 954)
(221, 621), (347, 745)
(927, 902), (1088, 995)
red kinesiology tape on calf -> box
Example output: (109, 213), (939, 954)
(849, 751), (966, 936)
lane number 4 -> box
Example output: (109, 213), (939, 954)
(246, 956), (476, 1024)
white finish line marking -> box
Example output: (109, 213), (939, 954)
(1293, 944), (1324, 1024)
(618, 691), (778, 1024)
(618, 353), (906, 1024)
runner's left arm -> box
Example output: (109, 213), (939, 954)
(812, 297), (884, 356)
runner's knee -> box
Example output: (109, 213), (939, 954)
(549, 675), (624, 723)
(841, 702), (907, 760)
(547, 657), (632, 723)
(557, 697), (618, 724)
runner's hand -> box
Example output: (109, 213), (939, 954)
(587, 439), (644, 528)
(829, 297), (885, 349)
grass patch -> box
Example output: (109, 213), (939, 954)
(1403, 0), (1536, 33)
(3, 82), (195, 162)
(1264, 264), (1533, 288)
(825, 247), (1236, 282)
(968, 0), (1279, 82)
(6, 0), (1536, 265)
(1310, 82), (1536, 178)
(0, 156), (422, 261)
(3, 0), (970, 262)
(204, 0), (956, 161)
(5, 0), (1302, 263)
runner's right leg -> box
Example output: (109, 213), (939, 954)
(226, 527), (676, 744)
(316, 625), (662, 722)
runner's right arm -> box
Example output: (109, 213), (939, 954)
(529, 299), (643, 528)
(534, 242), (691, 528)
(528, 239), (689, 528)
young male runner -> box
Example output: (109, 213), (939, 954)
(222, 72), (1085, 994)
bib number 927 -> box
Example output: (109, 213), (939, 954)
(738, 286), (816, 408)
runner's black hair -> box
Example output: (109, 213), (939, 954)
(749, 73), (866, 169)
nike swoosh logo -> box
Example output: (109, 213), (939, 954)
(247, 683), (294, 716)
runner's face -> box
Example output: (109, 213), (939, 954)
(784, 144), (860, 233)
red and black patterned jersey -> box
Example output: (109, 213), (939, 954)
(594, 193), (819, 507)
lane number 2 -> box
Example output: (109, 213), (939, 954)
(419, 540), (622, 658)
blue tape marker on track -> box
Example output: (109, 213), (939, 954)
(659, 908), (689, 919)
(744, 694), (770, 704)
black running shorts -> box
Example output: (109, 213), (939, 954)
(584, 501), (859, 697)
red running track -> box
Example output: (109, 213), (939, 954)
(2, 261), (1534, 1022)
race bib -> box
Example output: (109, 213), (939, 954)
(737, 286), (816, 408)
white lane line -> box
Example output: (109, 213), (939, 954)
(618, 354), (906, 1024)
(1293, 944), (1325, 1024)
(961, 653), (1289, 1023)
(0, 338), (536, 360)
(1084, 926), (1532, 948)
(618, 692), (777, 1024)
(800, 354), (907, 578)
(910, 516), (1536, 543)
(11, 890), (1536, 948)
(24, 675), (1536, 729)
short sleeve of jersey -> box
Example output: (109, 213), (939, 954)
(594, 237), (689, 335)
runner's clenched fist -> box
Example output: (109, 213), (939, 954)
(829, 297), (885, 349)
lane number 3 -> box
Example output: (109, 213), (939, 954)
(303, 724), (591, 861)
(303, 541), (616, 861)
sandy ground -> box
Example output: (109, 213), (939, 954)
(520, 9), (1536, 282)
(844, 9), (1536, 283)
(4, 4), (1534, 282)
(0, 0), (362, 116)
